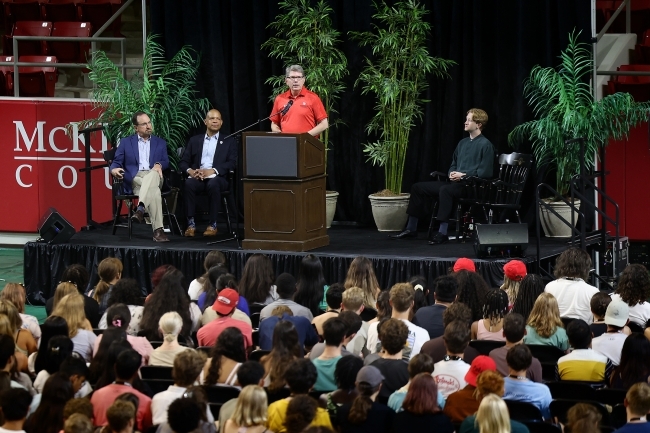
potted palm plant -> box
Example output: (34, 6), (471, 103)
(262, 0), (348, 228)
(509, 31), (650, 237)
(352, 0), (456, 231)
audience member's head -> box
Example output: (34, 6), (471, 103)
(348, 366), (384, 424)
(275, 273), (297, 300)
(567, 319), (592, 349)
(105, 400), (135, 433)
(230, 385), (268, 429)
(442, 302), (473, 327)
(476, 370), (504, 398)
(114, 349), (142, 382)
(212, 288), (239, 317)
(475, 394), (510, 433)
(284, 394), (317, 433)
(42, 335), (74, 374)
(205, 327), (246, 386)
(626, 382), (650, 417)
(335, 355), (363, 392)
(554, 247), (592, 281)
(295, 254), (326, 316)
(511, 273), (545, 320)
(591, 292), (612, 321)
(60, 264), (90, 295)
(453, 258), (476, 273)
(28, 372), (74, 433)
(63, 398), (94, 422)
(464, 355), (497, 388)
(284, 359), (318, 394)
(264, 320), (300, 392)
(527, 293), (563, 338)
(506, 344), (533, 373)
(502, 312), (526, 343)
(325, 283), (345, 311)
(482, 289), (509, 322)
(615, 264), (650, 308)
(389, 283), (414, 314)
(0, 283), (26, 313)
(501, 260), (527, 305)
(375, 290), (392, 321)
(566, 403), (602, 433)
(433, 275), (457, 303)
(238, 254), (275, 304)
(94, 257), (123, 303)
(322, 317), (347, 347)
(443, 320), (471, 355)
(150, 264), (175, 290)
(409, 275), (429, 313)
(271, 305), (293, 318)
(454, 270), (491, 322)
(105, 303), (131, 331)
(203, 250), (227, 273)
(159, 311), (183, 343)
(407, 353), (435, 379)
(615, 333), (650, 390)
(605, 298), (630, 331)
(236, 361), (266, 387)
(172, 349), (206, 387)
(107, 278), (142, 308)
(59, 354), (90, 394)
(35, 315), (69, 374)
(63, 413), (93, 433)
(378, 318), (408, 356)
(338, 310), (362, 340)
(0, 388), (32, 425)
(402, 373), (441, 415)
(344, 256), (380, 307)
(168, 397), (201, 433)
(342, 287), (365, 313)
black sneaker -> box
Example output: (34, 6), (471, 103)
(428, 232), (449, 245)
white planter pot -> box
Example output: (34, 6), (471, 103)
(325, 191), (339, 229)
(539, 199), (581, 238)
(369, 193), (410, 232)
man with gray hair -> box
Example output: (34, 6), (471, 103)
(269, 65), (329, 137)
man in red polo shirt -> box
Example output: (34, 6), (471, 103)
(197, 288), (253, 348)
(269, 65), (329, 137)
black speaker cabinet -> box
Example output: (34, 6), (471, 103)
(474, 223), (528, 258)
(37, 208), (75, 244)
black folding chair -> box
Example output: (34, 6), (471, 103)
(468, 339), (505, 355)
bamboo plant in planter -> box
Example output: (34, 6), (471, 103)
(508, 31), (650, 237)
(351, 0), (456, 231)
(262, 0), (348, 228)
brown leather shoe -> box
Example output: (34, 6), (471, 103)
(153, 228), (170, 242)
(203, 226), (218, 237)
(131, 208), (145, 224)
(184, 226), (195, 237)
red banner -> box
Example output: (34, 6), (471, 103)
(0, 98), (113, 232)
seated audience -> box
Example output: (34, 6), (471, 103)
(342, 287), (371, 357)
(188, 250), (227, 300)
(410, 276), (429, 315)
(294, 254), (328, 316)
(524, 292), (569, 350)
(393, 373), (454, 433)
(197, 266), (229, 312)
(369, 319), (410, 401)
(90, 349), (152, 431)
(260, 320), (300, 391)
(511, 274), (546, 321)
(412, 276), (457, 339)
(147, 264), (175, 304)
(222, 385), (269, 433)
(369, 290), (391, 325)
(267, 359), (333, 432)
(148, 312), (189, 367)
(0, 334), (33, 391)
(151, 349), (209, 425)
(556, 319), (613, 382)
(610, 333), (650, 389)
(0, 300), (37, 358)
(388, 353), (445, 413)
(489, 313), (543, 382)
(51, 294), (96, 362)
(312, 284), (345, 336)
(95, 304), (154, 364)
(319, 355), (363, 425)
(24, 372), (73, 433)
(453, 270), (491, 322)
(344, 256), (381, 309)
(610, 264), (650, 329)
(592, 299), (630, 366)
(258, 307), (318, 353)
(33, 335), (73, 393)
(313, 318), (347, 392)
(433, 320), (471, 398)
(544, 247), (599, 323)
(32, 316), (68, 375)
(503, 345), (552, 419)
(166, 397), (204, 433)
(443, 355), (496, 423)
(566, 403), (602, 433)
(501, 260), (527, 308)
(471, 289), (508, 341)
(63, 398), (95, 424)
(202, 327), (246, 386)
(284, 395), (318, 433)
(0, 388), (32, 433)
(614, 382), (650, 433)
(46, 264), (100, 328)
(200, 273), (251, 326)
(87, 257), (123, 316)
(591, 291), (614, 337)
(63, 414), (93, 433)
(309, 311), (360, 360)
(0, 283), (40, 345)
(459, 393), (529, 433)
(104, 400), (135, 433)
(97, 279), (145, 335)
(88, 328), (129, 386)
(260, 273), (313, 321)
(336, 365), (394, 433)
(366, 283), (429, 360)
(217, 361), (266, 431)
(420, 303), (479, 364)
(238, 253), (278, 305)
(197, 289), (253, 349)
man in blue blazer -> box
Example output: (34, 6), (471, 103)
(110, 111), (170, 242)
(179, 109), (237, 237)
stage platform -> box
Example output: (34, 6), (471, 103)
(23, 223), (572, 302)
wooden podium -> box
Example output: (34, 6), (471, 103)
(241, 132), (329, 251)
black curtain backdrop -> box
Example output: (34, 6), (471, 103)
(150, 0), (591, 227)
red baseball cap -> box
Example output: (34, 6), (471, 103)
(503, 260), (527, 281)
(453, 258), (476, 272)
(464, 355), (497, 387)
(212, 288), (239, 315)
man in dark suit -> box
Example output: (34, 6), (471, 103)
(179, 109), (237, 237)
(110, 111), (170, 242)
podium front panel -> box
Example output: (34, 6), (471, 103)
(244, 136), (298, 178)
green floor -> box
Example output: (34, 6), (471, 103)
(0, 248), (47, 323)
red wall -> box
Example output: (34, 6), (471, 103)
(0, 99), (112, 233)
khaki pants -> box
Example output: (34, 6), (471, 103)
(132, 170), (164, 231)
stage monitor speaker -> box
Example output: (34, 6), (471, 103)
(474, 223), (528, 258)
(37, 208), (75, 244)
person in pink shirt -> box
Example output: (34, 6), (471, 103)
(90, 349), (152, 431)
(197, 289), (253, 348)
(93, 304), (153, 365)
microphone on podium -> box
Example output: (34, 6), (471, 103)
(281, 99), (294, 115)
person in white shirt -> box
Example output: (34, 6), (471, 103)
(187, 251), (227, 300)
(0, 388), (32, 433)
(610, 264), (650, 328)
(433, 320), (471, 398)
(545, 248), (599, 323)
(592, 299), (630, 366)
(341, 287), (370, 357)
(366, 283), (429, 361)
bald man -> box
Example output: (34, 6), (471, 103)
(179, 109), (237, 237)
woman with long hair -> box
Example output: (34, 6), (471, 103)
(295, 254), (327, 316)
(189, 250), (227, 300)
(88, 328), (128, 385)
(52, 282), (78, 312)
(198, 266), (229, 311)
(139, 269), (198, 341)
(98, 278), (145, 335)
(369, 290), (392, 324)
(238, 254), (277, 304)
(202, 327), (247, 386)
(565, 403), (602, 433)
(222, 385), (269, 433)
(32, 315), (68, 374)
(0, 300), (37, 357)
(471, 289), (508, 341)
(337, 365), (393, 433)
(93, 304), (153, 364)
(610, 333), (650, 390)
(33, 335), (73, 393)
(500, 260), (527, 307)
(260, 320), (300, 391)
(88, 257), (122, 316)
(393, 373), (454, 432)
(319, 355), (363, 422)
(24, 372), (74, 433)
(52, 293), (96, 362)
(473, 394), (512, 433)
(454, 270), (491, 322)
(145, 264), (175, 303)
(524, 293), (569, 351)
(0, 283), (40, 344)
(148, 312), (188, 367)
(611, 263), (650, 328)
(344, 256), (380, 309)
(511, 274), (545, 321)
(409, 275), (430, 316)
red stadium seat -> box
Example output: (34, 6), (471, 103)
(3, 0), (43, 30)
(6, 20), (52, 56)
(17, 55), (58, 97)
(635, 29), (650, 64)
(50, 21), (91, 63)
(607, 64), (650, 99)
(0, 56), (16, 95)
(79, 0), (122, 37)
(43, 0), (83, 22)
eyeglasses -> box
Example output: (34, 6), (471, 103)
(137, 121), (152, 126)
(286, 76), (304, 81)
